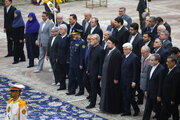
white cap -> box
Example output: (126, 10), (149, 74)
(10, 83), (25, 91)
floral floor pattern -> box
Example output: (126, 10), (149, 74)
(0, 77), (106, 120)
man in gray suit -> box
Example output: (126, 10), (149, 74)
(119, 7), (132, 30)
(140, 45), (151, 93)
(34, 12), (54, 73)
(160, 29), (172, 55)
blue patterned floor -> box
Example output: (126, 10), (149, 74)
(0, 77), (106, 120)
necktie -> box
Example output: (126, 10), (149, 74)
(85, 46), (89, 64)
(143, 59), (148, 69)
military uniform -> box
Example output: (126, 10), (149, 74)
(5, 84), (28, 120)
(68, 30), (86, 95)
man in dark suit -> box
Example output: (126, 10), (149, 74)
(4, 0), (16, 57)
(160, 30), (172, 54)
(128, 23), (143, 59)
(142, 31), (154, 52)
(121, 43), (140, 116)
(82, 12), (92, 41)
(153, 38), (168, 68)
(160, 56), (179, 120)
(119, 7), (132, 30)
(106, 19), (116, 36)
(114, 17), (130, 53)
(83, 34), (92, 99)
(143, 16), (158, 42)
(143, 54), (165, 120)
(46, 27), (61, 86)
(102, 31), (111, 53)
(128, 23), (143, 104)
(156, 17), (171, 36)
(86, 34), (104, 109)
(55, 13), (68, 28)
(67, 14), (83, 37)
(57, 24), (69, 90)
(87, 17), (103, 45)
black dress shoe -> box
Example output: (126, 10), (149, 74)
(27, 65), (34, 68)
(121, 113), (131, 116)
(57, 87), (66, 91)
(133, 110), (140, 116)
(137, 100), (143, 105)
(19, 59), (26, 62)
(12, 61), (19, 64)
(75, 92), (84, 96)
(86, 104), (95, 109)
(5, 54), (13, 57)
(152, 115), (157, 119)
(66, 92), (75, 95)
(86, 96), (90, 99)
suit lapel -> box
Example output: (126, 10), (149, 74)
(150, 64), (160, 80)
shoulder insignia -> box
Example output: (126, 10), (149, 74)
(82, 45), (86, 49)
(7, 106), (10, 113)
(22, 109), (26, 114)
(75, 44), (79, 46)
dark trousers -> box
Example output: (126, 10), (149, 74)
(58, 62), (67, 88)
(29, 58), (34, 66)
(89, 75), (101, 106)
(14, 40), (25, 62)
(83, 71), (91, 94)
(6, 31), (14, 55)
(50, 59), (60, 84)
(122, 85), (139, 114)
(68, 67), (83, 93)
(143, 96), (161, 120)
(160, 102), (179, 120)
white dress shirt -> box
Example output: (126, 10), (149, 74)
(168, 65), (176, 74)
(51, 36), (56, 46)
(61, 34), (67, 39)
(145, 41), (151, 46)
(150, 63), (159, 79)
(129, 33), (138, 44)
(107, 47), (116, 56)
(6, 5), (11, 13)
(90, 26), (97, 34)
(42, 20), (48, 31)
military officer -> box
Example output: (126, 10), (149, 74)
(5, 83), (28, 120)
(66, 28), (86, 96)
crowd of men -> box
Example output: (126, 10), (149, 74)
(4, 0), (180, 119)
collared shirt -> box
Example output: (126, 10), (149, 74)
(145, 41), (151, 46)
(90, 26), (97, 34)
(168, 65), (176, 74)
(85, 19), (91, 32)
(125, 51), (132, 58)
(57, 21), (63, 28)
(150, 24), (157, 32)
(154, 47), (161, 53)
(6, 5), (11, 13)
(51, 36), (56, 46)
(42, 19), (48, 31)
(150, 63), (159, 79)
(107, 47), (116, 56)
(117, 26), (123, 32)
(61, 34), (67, 39)
(103, 40), (107, 50)
(69, 23), (75, 34)
(129, 33), (138, 44)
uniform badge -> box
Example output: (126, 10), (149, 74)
(75, 44), (79, 46)
(82, 45), (86, 49)
(22, 109), (26, 114)
(7, 106), (10, 113)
